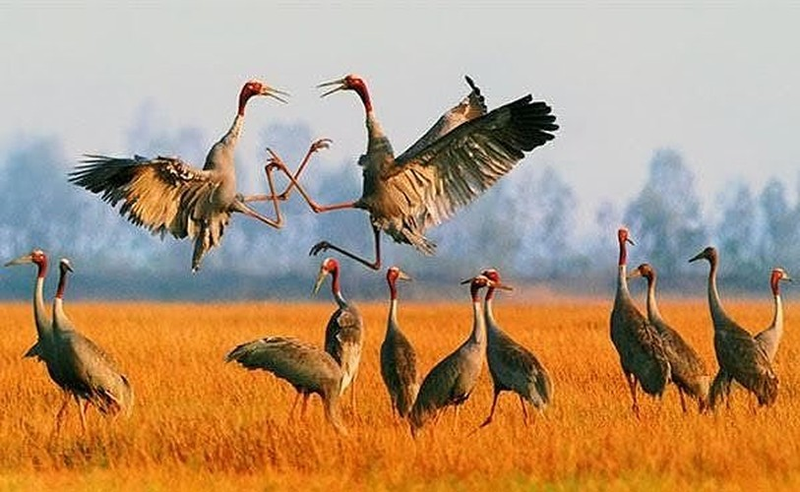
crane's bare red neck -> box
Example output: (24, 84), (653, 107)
(352, 79), (372, 113)
(56, 268), (68, 299)
(471, 281), (485, 302)
(35, 255), (48, 280)
(387, 271), (399, 300)
(771, 270), (783, 296)
(618, 238), (628, 266)
(329, 266), (341, 296)
(238, 85), (256, 116)
(485, 286), (496, 301)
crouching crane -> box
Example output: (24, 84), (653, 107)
(226, 336), (346, 434)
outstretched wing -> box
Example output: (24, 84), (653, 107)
(395, 75), (487, 163)
(69, 155), (218, 240)
(226, 336), (342, 392)
(387, 94), (558, 232)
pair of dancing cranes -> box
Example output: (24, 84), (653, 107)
(70, 74), (559, 272)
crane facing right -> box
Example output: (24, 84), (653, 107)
(268, 74), (559, 270)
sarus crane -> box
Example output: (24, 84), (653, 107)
(479, 268), (552, 428)
(380, 266), (418, 419)
(689, 247), (779, 409)
(313, 258), (364, 412)
(267, 74), (559, 270)
(409, 274), (510, 436)
(69, 79), (310, 272)
(226, 336), (347, 434)
(5, 250), (70, 409)
(628, 263), (709, 413)
(51, 258), (134, 432)
(713, 267), (791, 406)
(609, 228), (671, 417)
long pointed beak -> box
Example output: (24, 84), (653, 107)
(312, 270), (327, 296)
(4, 254), (32, 267)
(688, 251), (704, 263)
(262, 86), (290, 104)
(626, 237), (635, 246)
(785, 275), (793, 282)
(317, 78), (347, 98)
(459, 277), (472, 285)
(489, 280), (513, 291)
(626, 269), (643, 280)
(397, 270), (412, 282)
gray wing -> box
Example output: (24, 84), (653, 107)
(226, 336), (342, 394)
(324, 307), (363, 364)
(610, 301), (671, 396)
(653, 319), (709, 399)
(715, 326), (778, 406)
(380, 329), (419, 417)
(395, 75), (487, 163)
(69, 155), (220, 241)
(58, 331), (134, 416)
(488, 329), (552, 406)
(385, 95), (557, 233)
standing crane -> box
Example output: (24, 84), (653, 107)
(5, 249), (70, 401)
(609, 228), (671, 417)
(689, 247), (779, 408)
(706, 265), (790, 406)
(313, 257), (364, 412)
(69, 79), (317, 272)
(755, 267), (792, 361)
(409, 274), (510, 436)
(380, 266), (418, 419)
(478, 268), (552, 428)
(265, 74), (558, 270)
(51, 258), (134, 432)
(628, 263), (710, 413)
(226, 336), (346, 434)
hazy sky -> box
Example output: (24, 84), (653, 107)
(2, 2), (799, 228)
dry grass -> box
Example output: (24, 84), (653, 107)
(0, 297), (798, 491)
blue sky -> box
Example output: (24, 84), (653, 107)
(2, 2), (799, 229)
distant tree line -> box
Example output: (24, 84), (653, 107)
(0, 115), (796, 300)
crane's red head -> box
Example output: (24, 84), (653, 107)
(481, 268), (513, 300)
(55, 258), (73, 299)
(387, 266), (412, 285)
(238, 79), (289, 115)
(771, 267), (792, 295)
(313, 257), (340, 295)
(617, 227), (634, 266)
(387, 266), (411, 300)
(318, 74), (371, 111)
(5, 249), (48, 278)
(461, 273), (512, 301)
(617, 228), (634, 246)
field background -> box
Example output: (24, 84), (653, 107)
(0, 298), (798, 491)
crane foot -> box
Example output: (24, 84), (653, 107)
(309, 138), (333, 153)
(309, 241), (331, 256)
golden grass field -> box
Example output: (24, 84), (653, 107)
(0, 297), (798, 491)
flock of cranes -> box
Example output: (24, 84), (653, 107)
(6, 76), (793, 437)
(611, 228), (788, 417)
